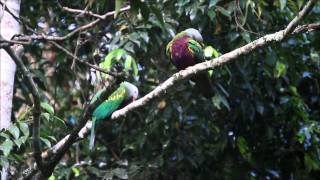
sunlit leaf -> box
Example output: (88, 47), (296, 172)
(18, 122), (29, 136)
(0, 140), (14, 156)
(8, 124), (20, 139)
(41, 102), (54, 115)
(274, 61), (286, 78)
(40, 137), (51, 148)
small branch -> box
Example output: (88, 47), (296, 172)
(283, 0), (316, 35)
(292, 23), (320, 34)
(70, 33), (82, 70)
(0, 37), (31, 45)
(3, 45), (46, 175)
(41, 121), (92, 159)
(49, 41), (123, 77)
(14, 6), (130, 42)
(62, 6), (105, 19)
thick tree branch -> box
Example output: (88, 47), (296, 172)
(11, 6), (130, 42)
(283, 0), (316, 35)
(111, 0), (318, 120)
(3, 45), (46, 175)
(18, 0), (317, 178)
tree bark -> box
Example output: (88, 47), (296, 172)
(0, 0), (21, 179)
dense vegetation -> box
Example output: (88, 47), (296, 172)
(1, 0), (320, 179)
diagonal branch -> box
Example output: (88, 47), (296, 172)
(283, 0), (316, 35)
(3, 45), (46, 175)
(62, 6), (105, 19)
(111, 0), (317, 120)
(12, 6), (130, 42)
(18, 0), (317, 178)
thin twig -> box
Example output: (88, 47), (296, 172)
(14, 6), (131, 42)
(292, 23), (320, 34)
(71, 32), (82, 70)
(62, 6), (105, 19)
(49, 41), (122, 77)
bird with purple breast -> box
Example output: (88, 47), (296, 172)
(166, 28), (214, 97)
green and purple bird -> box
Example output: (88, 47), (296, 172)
(166, 28), (214, 97)
(89, 81), (139, 150)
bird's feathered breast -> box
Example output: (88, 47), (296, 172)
(167, 35), (203, 70)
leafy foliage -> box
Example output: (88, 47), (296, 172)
(3, 0), (320, 179)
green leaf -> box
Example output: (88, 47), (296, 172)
(14, 136), (28, 148)
(100, 49), (126, 70)
(204, 46), (219, 59)
(18, 122), (29, 136)
(211, 93), (230, 110)
(150, 5), (165, 30)
(279, 0), (287, 11)
(72, 167), (80, 177)
(0, 156), (9, 168)
(113, 168), (128, 179)
(237, 137), (251, 161)
(274, 61), (286, 78)
(0, 140), (14, 156)
(48, 175), (56, 180)
(0, 132), (10, 139)
(8, 124), (20, 139)
(131, 59), (139, 76)
(41, 102), (54, 115)
(40, 137), (51, 148)
(216, 6), (231, 19)
(304, 153), (320, 171)
(209, 0), (218, 8)
(207, 9), (216, 21)
(53, 116), (66, 125)
(41, 112), (51, 121)
(124, 55), (133, 70)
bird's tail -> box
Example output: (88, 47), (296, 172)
(89, 119), (96, 151)
(192, 72), (215, 97)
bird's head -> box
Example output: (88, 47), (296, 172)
(122, 81), (139, 101)
(183, 28), (203, 42)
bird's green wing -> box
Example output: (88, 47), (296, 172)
(187, 39), (204, 63)
(89, 86), (127, 150)
(92, 85), (127, 124)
